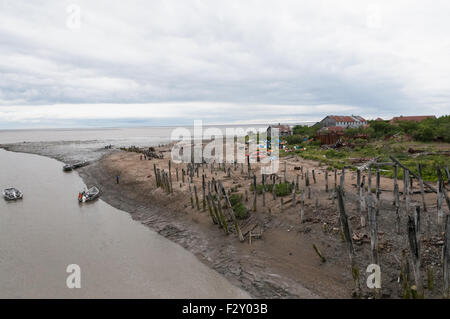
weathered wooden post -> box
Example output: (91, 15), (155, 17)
(336, 186), (360, 296)
(176, 167), (179, 182)
(443, 214), (450, 298)
(300, 190), (305, 223)
(280, 197), (284, 212)
(394, 182), (401, 234)
(325, 170), (329, 193)
(168, 160), (173, 193)
(253, 174), (257, 212)
(206, 193), (217, 224)
(189, 184), (194, 208)
(272, 178), (276, 200)
(262, 174), (266, 207)
(219, 181), (244, 242)
(153, 164), (158, 187)
(296, 174), (299, 191)
(202, 174), (206, 211)
(284, 161), (287, 183)
(375, 168), (380, 216)
(393, 164), (398, 205)
(405, 169), (410, 215)
(408, 215), (422, 296)
(417, 163), (427, 213)
(312, 169), (316, 184)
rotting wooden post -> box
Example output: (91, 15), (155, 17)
(206, 193), (217, 224)
(153, 164), (158, 187)
(272, 178), (276, 200)
(182, 168), (185, 184)
(176, 167), (179, 182)
(253, 174), (257, 212)
(394, 182), (401, 235)
(227, 167), (231, 178)
(262, 174), (266, 207)
(340, 168), (345, 194)
(408, 215), (422, 296)
(376, 168), (380, 216)
(202, 175), (206, 211)
(334, 168), (337, 189)
(325, 170), (329, 193)
(360, 174), (367, 228)
(393, 164), (398, 205)
(417, 163), (427, 213)
(296, 175), (299, 192)
(308, 185), (311, 200)
(300, 190), (305, 223)
(312, 169), (316, 184)
(194, 185), (200, 210)
(209, 193), (221, 226)
(189, 184), (194, 208)
(219, 181), (244, 242)
(414, 205), (421, 258)
(405, 169), (410, 215)
(443, 214), (450, 298)
(168, 160), (173, 193)
(216, 195), (229, 234)
(367, 195), (379, 266)
(313, 244), (326, 263)
(336, 186), (360, 296)
(247, 155), (251, 178)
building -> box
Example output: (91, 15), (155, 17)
(320, 115), (367, 128)
(389, 115), (436, 124)
(267, 124), (292, 137)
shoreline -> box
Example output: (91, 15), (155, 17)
(2, 142), (447, 299)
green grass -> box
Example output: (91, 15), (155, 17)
(250, 182), (294, 197)
(280, 140), (449, 182)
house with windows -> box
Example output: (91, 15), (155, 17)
(319, 115), (367, 128)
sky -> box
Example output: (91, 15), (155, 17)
(0, 0), (450, 129)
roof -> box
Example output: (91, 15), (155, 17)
(326, 115), (366, 122)
(390, 115), (436, 123)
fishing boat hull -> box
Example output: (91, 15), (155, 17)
(78, 186), (100, 203)
(3, 188), (23, 201)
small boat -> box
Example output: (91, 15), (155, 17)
(63, 164), (73, 172)
(3, 188), (23, 201)
(72, 161), (89, 169)
(78, 186), (100, 203)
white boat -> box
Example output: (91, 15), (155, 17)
(3, 188), (23, 201)
(78, 186), (100, 203)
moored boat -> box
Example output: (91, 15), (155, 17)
(3, 188), (23, 201)
(78, 186), (100, 203)
(63, 164), (73, 171)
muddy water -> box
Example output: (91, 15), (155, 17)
(0, 149), (249, 298)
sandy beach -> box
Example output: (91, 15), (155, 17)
(1, 140), (448, 299)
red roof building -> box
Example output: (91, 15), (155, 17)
(320, 115), (367, 128)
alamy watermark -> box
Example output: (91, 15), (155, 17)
(170, 121), (280, 174)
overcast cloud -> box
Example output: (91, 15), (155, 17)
(0, 0), (449, 128)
